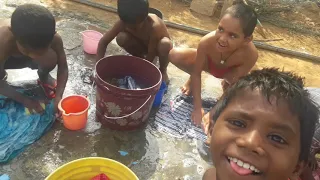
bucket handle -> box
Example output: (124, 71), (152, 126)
(103, 95), (152, 119)
(95, 77), (158, 97)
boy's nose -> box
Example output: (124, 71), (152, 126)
(236, 130), (266, 156)
(219, 35), (228, 44)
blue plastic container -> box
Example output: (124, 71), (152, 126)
(153, 82), (167, 107)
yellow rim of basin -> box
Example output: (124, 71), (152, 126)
(45, 157), (139, 180)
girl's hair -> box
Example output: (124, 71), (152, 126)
(224, 3), (257, 37)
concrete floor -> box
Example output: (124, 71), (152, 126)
(0, 1), (222, 179)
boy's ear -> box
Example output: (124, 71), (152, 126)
(244, 35), (253, 44)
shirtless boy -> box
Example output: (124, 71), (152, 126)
(0, 4), (68, 115)
(97, 0), (172, 84)
(169, 3), (258, 125)
(203, 68), (319, 180)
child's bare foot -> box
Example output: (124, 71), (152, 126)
(162, 71), (170, 85)
(180, 78), (192, 95)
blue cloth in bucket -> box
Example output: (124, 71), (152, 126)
(0, 91), (55, 163)
(153, 82), (167, 107)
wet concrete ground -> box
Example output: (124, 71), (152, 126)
(0, 1), (222, 179)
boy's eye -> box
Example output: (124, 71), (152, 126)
(268, 134), (287, 144)
(230, 34), (237, 39)
(218, 27), (224, 32)
(228, 120), (246, 128)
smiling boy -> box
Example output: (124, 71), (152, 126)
(203, 68), (319, 180)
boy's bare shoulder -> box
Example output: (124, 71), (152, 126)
(0, 26), (16, 57)
(50, 33), (66, 56)
(112, 20), (125, 31)
(148, 14), (169, 37)
(51, 33), (63, 48)
(0, 26), (14, 42)
(203, 167), (216, 180)
(149, 14), (163, 24)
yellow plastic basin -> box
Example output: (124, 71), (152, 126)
(45, 157), (139, 180)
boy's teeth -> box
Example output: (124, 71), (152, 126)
(243, 163), (250, 169)
(232, 157), (238, 163)
(250, 166), (255, 171)
(228, 156), (261, 173)
(237, 160), (244, 166)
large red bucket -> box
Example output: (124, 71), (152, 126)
(95, 55), (162, 131)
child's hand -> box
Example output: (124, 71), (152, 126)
(24, 98), (45, 114)
(191, 108), (205, 126)
(54, 96), (62, 118)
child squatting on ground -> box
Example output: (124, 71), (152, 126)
(0, 4), (68, 116)
(97, 0), (173, 84)
(202, 68), (320, 180)
(169, 3), (258, 128)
